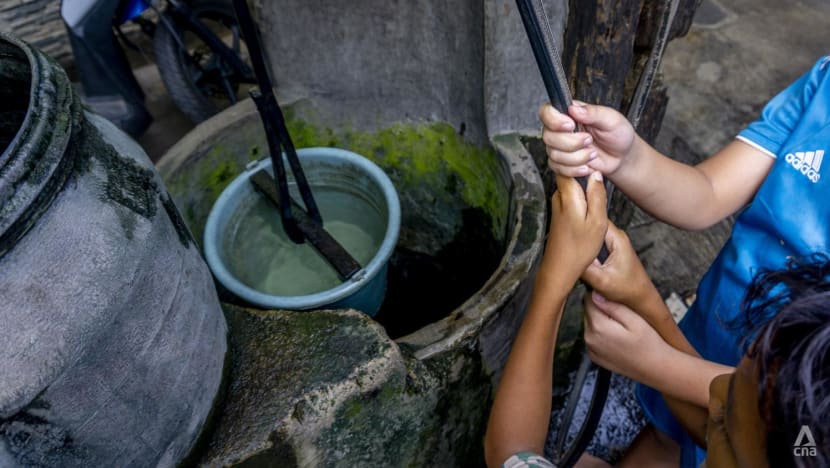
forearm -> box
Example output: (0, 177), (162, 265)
(636, 289), (697, 356)
(636, 293), (712, 445)
(610, 136), (723, 230)
(484, 269), (573, 467)
(643, 345), (732, 408)
(611, 138), (774, 230)
(663, 395), (709, 447)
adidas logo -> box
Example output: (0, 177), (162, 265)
(785, 150), (823, 183)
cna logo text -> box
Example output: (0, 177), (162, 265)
(794, 425), (817, 458)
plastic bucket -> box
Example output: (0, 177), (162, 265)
(204, 147), (400, 316)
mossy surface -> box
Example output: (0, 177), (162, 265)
(197, 304), (494, 466)
(198, 305), (395, 465)
(164, 144), (249, 248)
(284, 111), (508, 240)
(314, 335), (489, 466)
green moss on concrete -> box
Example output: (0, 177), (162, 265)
(201, 156), (239, 204)
(315, 342), (490, 467)
(198, 305), (401, 466)
(164, 145), (249, 247)
(284, 111), (509, 239)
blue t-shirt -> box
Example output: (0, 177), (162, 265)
(637, 55), (830, 467)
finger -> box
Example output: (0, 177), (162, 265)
(591, 291), (634, 327)
(547, 145), (595, 167)
(542, 129), (594, 153)
(605, 221), (625, 244)
(583, 293), (603, 331)
(554, 173), (587, 214)
(585, 154), (616, 175)
(602, 221), (620, 258)
(581, 258), (604, 289)
(585, 170), (608, 221)
(584, 295), (619, 346)
(548, 160), (592, 178)
(604, 222), (634, 259)
(604, 220), (620, 244)
(539, 103), (576, 131)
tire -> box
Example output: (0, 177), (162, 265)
(153, 0), (250, 124)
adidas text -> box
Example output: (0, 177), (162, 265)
(785, 150), (823, 183)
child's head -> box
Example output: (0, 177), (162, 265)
(707, 256), (830, 467)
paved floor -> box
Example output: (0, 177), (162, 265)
(661, 0), (830, 158)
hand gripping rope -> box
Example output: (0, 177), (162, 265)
(515, 0), (679, 465)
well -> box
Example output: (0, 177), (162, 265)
(158, 96), (546, 465)
(154, 0), (562, 465)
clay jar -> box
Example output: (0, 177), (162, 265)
(0, 33), (227, 466)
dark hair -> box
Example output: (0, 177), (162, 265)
(741, 254), (830, 467)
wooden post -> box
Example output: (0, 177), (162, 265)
(563, 0), (701, 227)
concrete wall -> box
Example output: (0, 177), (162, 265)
(254, 0), (566, 142)
(484, 0), (565, 136)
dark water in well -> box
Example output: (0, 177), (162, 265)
(375, 207), (503, 339)
(223, 187), (386, 296)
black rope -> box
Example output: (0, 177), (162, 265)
(515, 1), (612, 465)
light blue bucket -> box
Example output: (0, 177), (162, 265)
(203, 147), (400, 316)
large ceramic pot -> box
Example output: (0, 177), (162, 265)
(0, 33), (227, 467)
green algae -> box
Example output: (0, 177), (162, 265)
(320, 343), (490, 467)
(283, 111), (509, 240)
(201, 153), (240, 203)
(164, 146), (249, 247)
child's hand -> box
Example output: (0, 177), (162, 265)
(539, 102), (635, 178)
(540, 172), (608, 285)
(581, 221), (658, 311)
(583, 291), (667, 382)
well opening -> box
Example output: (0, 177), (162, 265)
(0, 41), (31, 156)
(161, 103), (512, 339)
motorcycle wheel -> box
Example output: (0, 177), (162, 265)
(153, 0), (252, 124)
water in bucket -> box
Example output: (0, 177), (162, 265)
(222, 185), (386, 296)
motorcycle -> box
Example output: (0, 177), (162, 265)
(62, 0), (255, 136)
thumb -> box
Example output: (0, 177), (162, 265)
(586, 170), (607, 220)
(591, 291), (634, 328)
(554, 173), (587, 212)
(604, 221), (633, 258)
(569, 102), (619, 132)
(582, 258), (603, 289)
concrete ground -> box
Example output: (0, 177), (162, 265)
(129, 0), (830, 295)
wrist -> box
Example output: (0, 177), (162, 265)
(638, 283), (666, 314)
(638, 335), (675, 384)
(534, 262), (579, 300)
(611, 134), (646, 182)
